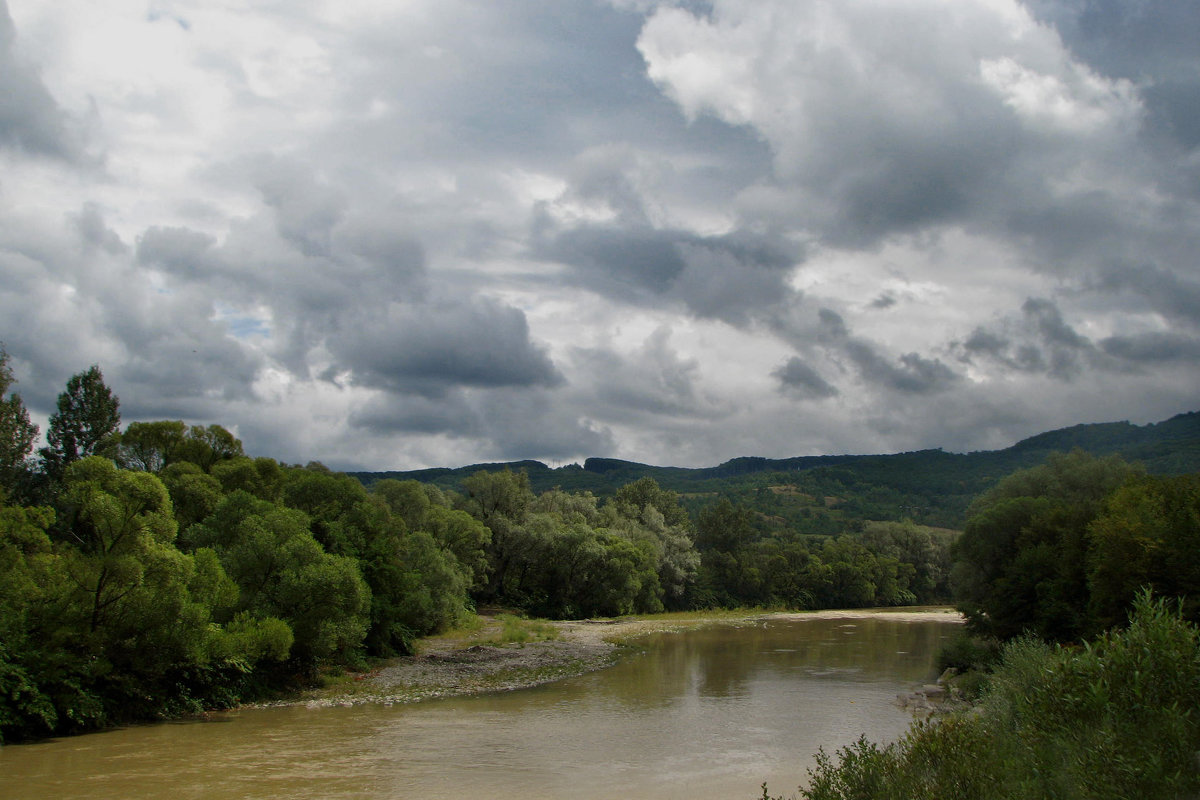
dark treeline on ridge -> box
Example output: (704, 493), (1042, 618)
(3, 350), (1199, 760)
(350, 409), (1200, 530)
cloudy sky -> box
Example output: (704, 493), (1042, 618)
(1, 0), (1198, 470)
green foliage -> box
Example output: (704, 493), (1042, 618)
(176, 424), (244, 471)
(422, 504), (491, 589)
(5, 361), (1193, 747)
(189, 491), (369, 666)
(1088, 472), (1200, 629)
(39, 365), (121, 479)
(492, 613), (559, 644)
(691, 498), (939, 610)
(162, 462), (224, 532)
(936, 632), (1001, 675)
(462, 468), (533, 522)
(117, 420), (188, 473)
(355, 411), (1200, 532)
(952, 451), (1139, 641)
(0, 345), (38, 496)
(780, 593), (1200, 800)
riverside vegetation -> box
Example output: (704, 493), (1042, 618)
(2, 347), (1199, 800)
(765, 451), (1200, 799)
(0, 353), (957, 742)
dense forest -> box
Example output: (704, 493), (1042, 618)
(2, 349), (1198, 758)
(774, 451), (1200, 800)
(352, 409), (1200, 530)
(0, 355), (953, 742)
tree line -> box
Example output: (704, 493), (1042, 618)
(6, 349), (1193, 756)
(769, 451), (1200, 799)
(0, 352), (962, 741)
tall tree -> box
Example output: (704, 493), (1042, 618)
(40, 366), (120, 479)
(117, 420), (187, 474)
(951, 450), (1138, 641)
(0, 346), (39, 495)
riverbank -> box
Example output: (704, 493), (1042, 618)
(292, 607), (963, 708)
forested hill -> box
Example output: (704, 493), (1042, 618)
(351, 411), (1200, 529)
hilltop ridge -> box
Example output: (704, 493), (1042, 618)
(349, 411), (1200, 529)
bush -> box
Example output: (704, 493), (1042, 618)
(936, 632), (1001, 674)
(769, 592), (1200, 800)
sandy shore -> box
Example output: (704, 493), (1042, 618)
(296, 607), (963, 708)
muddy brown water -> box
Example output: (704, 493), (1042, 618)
(0, 615), (959, 800)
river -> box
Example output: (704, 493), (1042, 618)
(0, 614), (958, 800)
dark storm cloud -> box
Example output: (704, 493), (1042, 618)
(637, 0), (1052, 247)
(252, 158), (348, 259)
(568, 327), (718, 420)
(350, 386), (613, 464)
(4, 0), (1198, 470)
(136, 226), (220, 278)
(960, 328), (1047, 373)
(957, 297), (1097, 379)
(635, 0), (1174, 293)
(477, 388), (614, 461)
(333, 1), (709, 164)
(817, 307), (960, 394)
(1025, 0), (1200, 151)
(329, 298), (563, 396)
(0, 1), (82, 160)
(349, 392), (479, 436)
(0, 204), (264, 412)
(818, 130), (1013, 248)
(538, 223), (687, 296)
(535, 219), (802, 324)
(869, 293), (897, 310)
(71, 204), (127, 255)
(1099, 332), (1200, 364)
(1091, 262), (1200, 327)
(773, 356), (838, 400)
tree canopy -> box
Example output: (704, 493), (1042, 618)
(40, 366), (120, 479)
(2, 354), (1196, 744)
(0, 346), (38, 496)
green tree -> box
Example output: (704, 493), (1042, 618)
(606, 479), (698, 608)
(461, 469), (535, 602)
(951, 451), (1138, 641)
(189, 491), (369, 665)
(53, 458), (279, 717)
(0, 346), (39, 496)
(421, 504), (491, 590)
(372, 478), (431, 532)
(177, 424), (244, 471)
(0, 500), (64, 740)
(462, 468), (533, 522)
(211, 456), (283, 502)
(368, 530), (470, 652)
(40, 366), (121, 479)
(696, 498), (758, 606)
(160, 462), (224, 534)
(792, 594), (1200, 800)
(1088, 473), (1200, 629)
(116, 420), (187, 474)
(612, 477), (691, 529)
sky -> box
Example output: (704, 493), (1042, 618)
(1, 0), (1198, 471)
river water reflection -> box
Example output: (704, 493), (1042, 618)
(0, 615), (959, 800)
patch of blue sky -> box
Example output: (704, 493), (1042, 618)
(212, 303), (271, 340)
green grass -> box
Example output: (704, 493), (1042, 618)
(486, 614), (559, 644)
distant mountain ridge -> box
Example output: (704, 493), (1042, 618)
(349, 411), (1200, 529)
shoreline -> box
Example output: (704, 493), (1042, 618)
(290, 606), (963, 709)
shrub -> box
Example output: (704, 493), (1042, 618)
(771, 592), (1200, 800)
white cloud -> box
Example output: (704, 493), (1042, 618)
(0, 0), (1195, 470)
